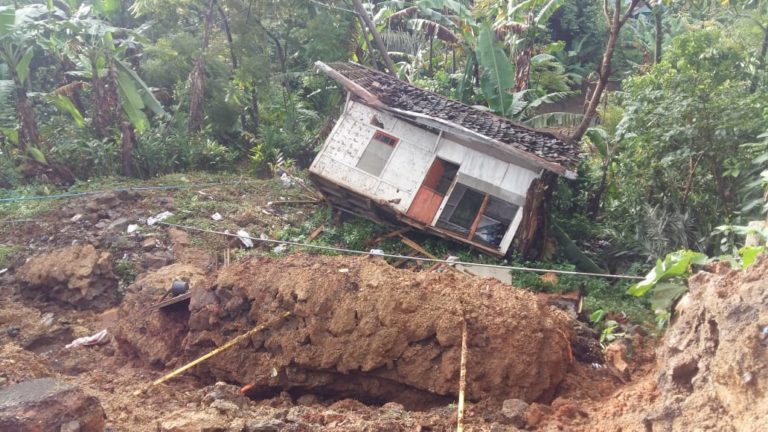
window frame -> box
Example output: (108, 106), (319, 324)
(356, 130), (399, 177)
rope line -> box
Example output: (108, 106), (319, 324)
(159, 221), (645, 280)
(0, 180), (253, 203)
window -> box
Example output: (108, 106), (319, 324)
(357, 131), (398, 176)
(437, 183), (519, 248)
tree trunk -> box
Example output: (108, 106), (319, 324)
(187, 0), (217, 134)
(248, 81), (259, 132)
(516, 172), (557, 260)
(750, 27), (768, 93)
(91, 59), (121, 139)
(351, 0), (398, 77)
(13, 79), (39, 151)
(218, 4), (238, 71)
(513, 45), (532, 92)
(588, 160), (610, 219)
(120, 121), (136, 177)
(653, 2), (663, 64)
(571, 0), (640, 143)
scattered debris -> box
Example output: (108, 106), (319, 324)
(126, 224), (139, 234)
(70, 214), (83, 222)
(147, 211), (173, 226)
(40, 312), (55, 327)
(280, 172), (293, 187)
(0, 268), (7, 275)
(65, 329), (109, 349)
(369, 249), (384, 256)
(236, 230), (254, 248)
(272, 244), (287, 254)
(211, 212), (223, 221)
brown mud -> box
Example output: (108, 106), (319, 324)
(1, 186), (766, 431)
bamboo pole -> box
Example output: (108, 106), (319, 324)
(457, 319), (468, 432)
(133, 311), (291, 396)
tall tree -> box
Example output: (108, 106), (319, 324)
(188, 0), (217, 133)
(571, 0), (640, 143)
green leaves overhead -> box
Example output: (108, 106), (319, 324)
(477, 24), (515, 116)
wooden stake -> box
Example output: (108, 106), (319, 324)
(133, 312), (291, 397)
(457, 319), (468, 432)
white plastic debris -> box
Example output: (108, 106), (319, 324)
(369, 249), (385, 256)
(65, 329), (108, 349)
(259, 233), (269, 240)
(40, 312), (55, 327)
(0, 268), (7, 276)
(71, 214), (83, 222)
(446, 255), (460, 263)
(126, 224), (139, 234)
(211, 212), (223, 221)
(338, 268), (349, 273)
(280, 172), (294, 187)
(273, 244), (287, 254)
(237, 230), (254, 248)
(147, 211), (173, 226)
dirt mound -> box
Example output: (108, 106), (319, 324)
(116, 254), (575, 407)
(643, 259), (768, 431)
(16, 245), (118, 310)
(113, 263), (208, 368)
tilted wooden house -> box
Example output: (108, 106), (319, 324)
(311, 61), (579, 257)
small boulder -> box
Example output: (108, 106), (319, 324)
(16, 245), (118, 310)
(0, 378), (105, 432)
(500, 398), (529, 426)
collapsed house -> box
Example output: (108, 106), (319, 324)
(311, 61), (579, 257)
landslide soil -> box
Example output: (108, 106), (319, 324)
(115, 254), (575, 408)
(2, 182), (765, 431)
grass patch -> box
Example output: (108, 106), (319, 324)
(0, 244), (20, 268)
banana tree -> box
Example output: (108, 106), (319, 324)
(0, 4), (47, 151)
(49, 4), (165, 175)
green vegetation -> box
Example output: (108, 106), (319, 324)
(0, 243), (19, 268)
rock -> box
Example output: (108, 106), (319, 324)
(107, 217), (131, 231)
(245, 419), (284, 432)
(142, 238), (158, 251)
(296, 394), (319, 406)
(16, 245), (118, 310)
(142, 251), (174, 270)
(210, 399), (241, 416)
(6, 326), (19, 338)
(158, 409), (228, 432)
(0, 378), (105, 432)
(501, 398), (529, 426)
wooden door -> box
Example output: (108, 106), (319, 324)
(406, 159), (457, 224)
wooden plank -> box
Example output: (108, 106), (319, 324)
(468, 194), (491, 240)
(149, 292), (192, 311)
(398, 234), (440, 260)
(308, 224), (325, 241)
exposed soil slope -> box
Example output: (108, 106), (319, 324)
(116, 254), (576, 408)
